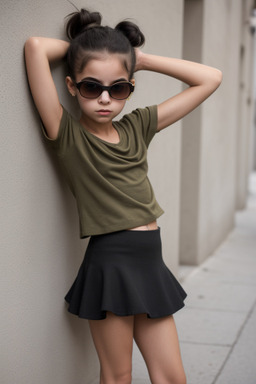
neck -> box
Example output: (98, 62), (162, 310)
(80, 116), (119, 144)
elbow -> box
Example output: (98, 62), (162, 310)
(24, 37), (41, 56)
(216, 68), (223, 86)
(212, 68), (223, 90)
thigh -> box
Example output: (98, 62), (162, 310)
(134, 314), (186, 384)
(89, 312), (134, 383)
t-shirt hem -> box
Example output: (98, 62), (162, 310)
(80, 211), (164, 238)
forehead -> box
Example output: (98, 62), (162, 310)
(77, 53), (130, 83)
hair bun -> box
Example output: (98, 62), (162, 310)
(66, 9), (102, 40)
(115, 21), (145, 47)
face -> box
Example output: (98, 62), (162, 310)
(66, 53), (134, 128)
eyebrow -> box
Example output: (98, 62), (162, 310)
(80, 77), (129, 84)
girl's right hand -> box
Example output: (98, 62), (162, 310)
(25, 37), (70, 139)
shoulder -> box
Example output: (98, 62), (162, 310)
(41, 106), (80, 153)
(120, 105), (157, 125)
(117, 105), (158, 147)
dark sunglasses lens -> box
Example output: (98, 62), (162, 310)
(110, 83), (131, 99)
(80, 82), (102, 98)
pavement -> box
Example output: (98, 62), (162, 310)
(132, 173), (256, 384)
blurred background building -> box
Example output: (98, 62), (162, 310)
(1, 0), (255, 383)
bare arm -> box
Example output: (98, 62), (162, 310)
(135, 51), (222, 131)
(25, 37), (70, 139)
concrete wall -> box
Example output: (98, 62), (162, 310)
(180, 0), (255, 265)
(0, 1), (183, 383)
(236, 0), (256, 207)
(253, 5), (256, 171)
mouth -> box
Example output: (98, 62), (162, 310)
(96, 109), (112, 116)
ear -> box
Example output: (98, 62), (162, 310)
(66, 76), (76, 97)
(126, 78), (135, 100)
(130, 78), (135, 87)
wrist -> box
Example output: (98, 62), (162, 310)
(135, 49), (147, 72)
(135, 52), (159, 72)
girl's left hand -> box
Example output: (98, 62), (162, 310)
(132, 50), (222, 131)
(134, 48), (144, 72)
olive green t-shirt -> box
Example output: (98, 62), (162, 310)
(42, 105), (164, 237)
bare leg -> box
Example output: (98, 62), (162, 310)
(89, 312), (134, 384)
(134, 314), (186, 384)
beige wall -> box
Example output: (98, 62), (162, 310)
(180, 0), (255, 265)
(1, 1), (183, 383)
(253, 58), (256, 171)
(236, 0), (256, 208)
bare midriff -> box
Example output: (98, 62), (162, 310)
(128, 220), (158, 231)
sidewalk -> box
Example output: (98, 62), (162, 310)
(132, 173), (256, 384)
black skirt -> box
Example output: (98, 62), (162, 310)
(65, 228), (187, 320)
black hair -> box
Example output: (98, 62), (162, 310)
(65, 8), (145, 80)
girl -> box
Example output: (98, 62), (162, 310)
(25, 8), (222, 384)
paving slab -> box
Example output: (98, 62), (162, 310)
(198, 256), (256, 286)
(215, 303), (256, 384)
(175, 307), (247, 346)
(179, 342), (230, 384)
(183, 278), (256, 312)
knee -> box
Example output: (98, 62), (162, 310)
(151, 370), (186, 384)
(169, 371), (186, 384)
(170, 371), (187, 384)
(174, 372), (187, 384)
(101, 369), (132, 384)
(115, 370), (132, 384)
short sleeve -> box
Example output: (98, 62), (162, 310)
(138, 105), (158, 147)
(40, 107), (75, 156)
(120, 105), (158, 147)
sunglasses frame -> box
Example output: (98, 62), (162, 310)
(74, 80), (135, 100)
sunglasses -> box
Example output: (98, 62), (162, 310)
(74, 80), (135, 100)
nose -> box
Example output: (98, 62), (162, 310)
(99, 90), (111, 104)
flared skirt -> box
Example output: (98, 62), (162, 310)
(65, 228), (187, 320)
